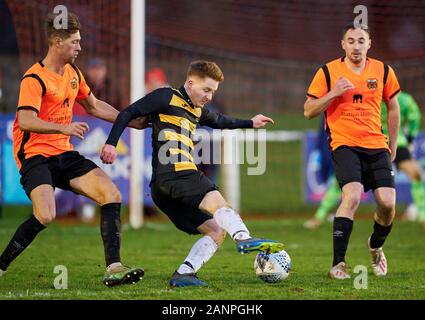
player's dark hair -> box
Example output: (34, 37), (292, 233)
(342, 22), (370, 39)
(46, 11), (81, 45)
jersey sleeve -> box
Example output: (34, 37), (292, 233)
(105, 88), (171, 146)
(199, 107), (253, 129)
(383, 65), (401, 102)
(306, 68), (329, 99)
(17, 77), (43, 113)
(76, 70), (91, 100)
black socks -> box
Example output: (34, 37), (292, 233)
(100, 203), (122, 267)
(0, 215), (46, 271)
(370, 221), (392, 249)
(332, 217), (353, 266)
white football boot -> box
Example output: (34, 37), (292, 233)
(368, 237), (387, 276)
(328, 261), (351, 279)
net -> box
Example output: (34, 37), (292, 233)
(6, 0), (132, 108)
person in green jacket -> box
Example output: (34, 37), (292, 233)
(382, 91), (425, 227)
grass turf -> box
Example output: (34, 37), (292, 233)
(1, 207), (425, 300)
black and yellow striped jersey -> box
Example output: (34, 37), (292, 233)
(106, 86), (253, 177)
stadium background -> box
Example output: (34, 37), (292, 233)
(0, 0), (424, 216)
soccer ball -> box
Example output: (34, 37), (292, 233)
(254, 250), (291, 283)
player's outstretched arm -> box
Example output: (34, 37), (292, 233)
(199, 108), (265, 129)
(18, 109), (89, 140)
(78, 93), (149, 129)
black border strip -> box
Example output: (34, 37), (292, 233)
(70, 64), (82, 83)
(22, 74), (46, 97)
(17, 106), (39, 114)
(383, 64), (389, 86)
(17, 131), (31, 168)
(389, 88), (401, 100)
(321, 65), (331, 92)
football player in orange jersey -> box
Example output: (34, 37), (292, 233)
(0, 11), (146, 286)
(304, 23), (400, 279)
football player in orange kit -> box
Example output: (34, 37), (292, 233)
(0, 11), (146, 287)
(304, 23), (400, 279)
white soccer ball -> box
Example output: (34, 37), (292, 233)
(254, 250), (291, 283)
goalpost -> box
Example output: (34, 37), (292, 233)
(129, 0), (145, 229)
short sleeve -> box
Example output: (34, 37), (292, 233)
(17, 77), (43, 113)
(76, 70), (91, 100)
(307, 68), (328, 99)
(383, 65), (400, 102)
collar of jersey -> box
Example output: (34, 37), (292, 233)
(38, 60), (67, 79)
(178, 86), (195, 107)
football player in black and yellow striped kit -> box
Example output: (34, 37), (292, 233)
(101, 61), (284, 287)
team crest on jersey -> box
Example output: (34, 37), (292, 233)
(70, 78), (78, 90)
(367, 78), (378, 90)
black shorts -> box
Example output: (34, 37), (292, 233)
(331, 146), (394, 192)
(394, 146), (412, 169)
(19, 151), (99, 197)
(150, 170), (218, 235)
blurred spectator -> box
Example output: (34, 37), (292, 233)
(145, 67), (169, 93)
(74, 57), (121, 115)
(87, 58), (121, 106)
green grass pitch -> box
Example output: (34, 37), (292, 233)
(1, 207), (425, 300)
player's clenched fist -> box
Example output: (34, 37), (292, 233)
(62, 122), (89, 140)
(331, 77), (355, 97)
(100, 144), (117, 164)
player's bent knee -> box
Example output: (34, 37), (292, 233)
(378, 199), (395, 214)
(111, 188), (122, 203)
(102, 185), (122, 204)
(376, 210), (394, 225)
(200, 192), (229, 214)
(342, 194), (361, 210)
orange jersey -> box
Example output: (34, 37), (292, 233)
(307, 57), (400, 151)
(13, 61), (91, 170)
